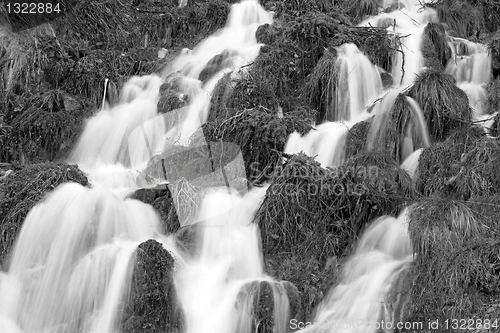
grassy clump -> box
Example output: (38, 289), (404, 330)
(0, 25), (57, 94)
(265, 254), (341, 321)
(5, 89), (92, 162)
(345, 118), (372, 160)
(489, 112), (500, 137)
(330, 25), (393, 71)
(255, 152), (413, 261)
(54, 49), (159, 106)
(203, 106), (313, 185)
(422, 22), (452, 71)
(367, 93), (430, 163)
(486, 77), (500, 114)
(0, 162), (88, 265)
(415, 126), (500, 200)
(51, 0), (134, 50)
(342, 0), (382, 24)
(404, 197), (500, 323)
(340, 152), (414, 231)
(123, 239), (182, 333)
(407, 70), (471, 142)
(429, 0), (483, 38)
(303, 48), (338, 123)
(270, 0), (339, 16)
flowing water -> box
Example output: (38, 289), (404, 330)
(0, 0), (494, 333)
(300, 211), (413, 333)
(445, 37), (495, 128)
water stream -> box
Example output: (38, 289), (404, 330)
(0, 0), (494, 332)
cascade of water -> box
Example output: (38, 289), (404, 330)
(285, 0), (436, 170)
(161, 0), (272, 145)
(334, 44), (384, 121)
(366, 88), (430, 162)
(446, 39), (492, 85)
(401, 147), (423, 180)
(446, 38), (493, 127)
(299, 211), (413, 333)
(5, 0), (492, 332)
(361, 2), (436, 86)
(0, 183), (162, 333)
(285, 120), (360, 168)
(175, 185), (291, 333)
(69, 75), (163, 175)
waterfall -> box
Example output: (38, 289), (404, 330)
(335, 44), (384, 121)
(1, 0), (489, 332)
(299, 211), (413, 333)
(446, 38), (494, 128)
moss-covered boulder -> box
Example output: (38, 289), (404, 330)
(123, 239), (182, 333)
(198, 50), (237, 84)
(0, 162), (88, 264)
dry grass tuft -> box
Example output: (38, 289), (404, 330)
(407, 69), (471, 142)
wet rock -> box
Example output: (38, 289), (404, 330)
(198, 49), (237, 84)
(123, 239), (182, 333)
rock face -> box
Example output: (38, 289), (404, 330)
(236, 280), (303, 333)
(123, 239), (182, 333)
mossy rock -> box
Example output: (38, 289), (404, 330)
(123, 239), (182, 333)
(0, 162), (88, 265)
(152, 190), (181, 234)
(198, 50), (237, 84)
